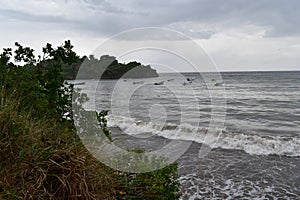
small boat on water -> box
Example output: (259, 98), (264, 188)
(154, 81), (164, 85)
(183, 81), (191, 86)
(133, 81), (144, 84)
(167, 79), (174, 82)
(211, 78), (224, 86)
(67, 81), (85, 86)
(214, 82), (224, 86)
(186, 77), (195, 82)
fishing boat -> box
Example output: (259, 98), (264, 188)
(183, 81), (191, 86)
(214, 82), (224, 86)
(67, 81), (85, 86)
(154, 81), (164, 85)
(133, 81), (144, 84)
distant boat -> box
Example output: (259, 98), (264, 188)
(167, 79), (174, 82)
(214, 82), (224, 86)
(154, 81), (164, 85)
(68, 81), (85, 86)
(186, 77), (194, 82)
(183, 82), (191, 86)
(133, 81), (144, 84)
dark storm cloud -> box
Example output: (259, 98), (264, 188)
(1, 0), (300, 38)
(96, 0), (300, 37)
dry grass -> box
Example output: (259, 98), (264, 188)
(0, 99), (116, 199)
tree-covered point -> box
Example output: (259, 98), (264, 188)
(67, 54), (159, 80)
(5, 40), (158, 80)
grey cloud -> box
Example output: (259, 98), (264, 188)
(0, 8), (77, 24)
(143, 0), (299, 35)
(81, 0), (148, 15)
(1, 0), (300, 38)
(82, 0), (300, 38)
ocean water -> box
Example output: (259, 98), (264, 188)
(76, 71), (300, 199)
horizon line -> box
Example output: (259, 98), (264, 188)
(158, 69), (300, 74)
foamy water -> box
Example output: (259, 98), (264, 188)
(107, 115), (300, 157)
(75, 71), (300, 199)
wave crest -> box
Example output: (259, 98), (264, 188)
(108, 116), (300, 157)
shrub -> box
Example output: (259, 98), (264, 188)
(0, 97), (116, 199)
(0, 41), (181, 199)
(115, 162), (181, 200)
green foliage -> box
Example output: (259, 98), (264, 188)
(0, 48), (12, 106)
(0, 41), (80, 122)
(74, 55), (159, 80)
(42, 40), (79, 65)
(113, 148), (181, 199)
(0, 41), (181, 199)
(115, 161), (181, 199)
(96, 110), (112, 142)
(0, 98), (115, 199)
(14, 42), (36, 64)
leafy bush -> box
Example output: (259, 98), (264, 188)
(114, 153), (181, 200)
(96, 110), (112, 142)
(0, 98), (115, 199)
(0, 41), (181, 199)
(0, 41), (114, 199)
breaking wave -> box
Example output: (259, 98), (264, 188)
(108, 115), (300, 157)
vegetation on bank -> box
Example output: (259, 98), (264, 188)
(73, 55), (159, 80)
(0, 41), (180, 199)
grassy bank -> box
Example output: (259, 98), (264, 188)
(0, 97), (115, 199)
(0, 41), (180, 199)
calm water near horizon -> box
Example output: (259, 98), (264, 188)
(77, 71), (300, 199)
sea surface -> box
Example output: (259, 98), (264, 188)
(75, 71), (300, 199)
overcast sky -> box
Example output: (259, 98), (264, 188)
(1, 0), (300, 72)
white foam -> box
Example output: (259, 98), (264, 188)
(178, 174), (296, 200)
(108, 115), (300, 157)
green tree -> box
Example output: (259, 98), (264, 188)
(0, 41), (181, 199)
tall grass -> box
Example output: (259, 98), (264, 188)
(0, 41), (181, 199)
(0, 97), (116, 199)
